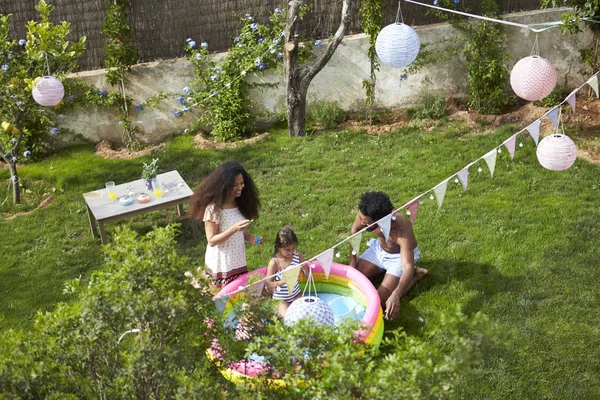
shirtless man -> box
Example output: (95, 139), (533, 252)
(350, 192), (427, 320)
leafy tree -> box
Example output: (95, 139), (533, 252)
(360, 0), (386, 125)
(0, 0), (85, 204)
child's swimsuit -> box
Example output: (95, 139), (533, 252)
(272, 251), (301, 303)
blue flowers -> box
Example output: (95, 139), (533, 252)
(399, 73), (409, 81)
(273, 38), (281, 45)
(194, 53), (202, 60)
(210, 74), (217, 81)
(250, 23), (258, 31)
(209, 90), (217, 95)
(178, 96), (185, 104)
(51, 127), (59, 135)
(68, 95), (74, 100)
(214, 66), (222, 73)
(172, 109), (182, 117)
(200, 42), (208, 49)
(245, 13), (253, 20)
(133, 103), (143, 111)
(276, 52), (284, 59)
(270, 47), (277, 54)
(18, 39), (27, 46)
(7, 53), (12, 60)
(1, 64), (9, 71)
(183, 86), (192, 94)
(315, 40), (323, 47)
(23, 150), (31, 158)
(257, 38), (264, 43)
(454, 0), (459, 4)
(433, 0), (438, 5)
(184, 128), (189, 134)
(274, 7), (283, 15)
(16, 101), (22, 107)
(186, 38), (193, 43)
(257, 62), (266, 70)
(188, 40), (197, 48)
(98, 89), (107, 96)
(235, 36), (240, 43)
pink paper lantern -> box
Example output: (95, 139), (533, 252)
(32, 76), (65, 106)
(536, 134), (577, 171)
(510, 56), (556, 101)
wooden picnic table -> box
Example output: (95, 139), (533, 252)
(82, 170), (199, 244)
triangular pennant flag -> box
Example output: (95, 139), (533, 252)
(348, 232), (362, 256)
(377, 214), (392, 242)
(526, 119), (541, 145)
(483, 149), (497, 177)
(587, 75), (599, 98)
(316, 248), (334, 279)
(213, 296), (228, 313)
(248, 279), (266, 298)
(546, 107), (559, 129)
(503, 135), (516, 160)
(282, 265), (301, 296)
(457, 168), (469, 191)
(406, 198), (420, 224)
(566, 90), (577, 113)
(433, 179), (449, 209)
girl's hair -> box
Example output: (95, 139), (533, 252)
(273, 227), (298, 256)
(189, 160), (260, 221)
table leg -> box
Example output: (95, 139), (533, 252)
(86, 204), (99, 239)
(176, 203), (185, 217)
(98, 221), (108, 245)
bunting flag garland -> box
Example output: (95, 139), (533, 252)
(483, 149), (497, 177)
(588, 75), (599, 98)
(546, 107), (559, 129)
(316, 248), (334, 279)
(348, 232), (363, 256)
(503, 135), (517, 160)
(378, 214), (393, 242)
(214, 296), (228, 312)
(248, 279), (266, 298)
(457, 168), (469, 191)
(433, 179), (449, 208)
(565, 90), (577, 113)
(282, 265), (302, 296)
(406, 197), (420, 224)
(526, 119), (541, 145)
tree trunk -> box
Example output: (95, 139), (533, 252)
(285, 0), (354, 137)
(9, 161), (20, 204)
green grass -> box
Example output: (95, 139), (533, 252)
(1, 121), (599, 398)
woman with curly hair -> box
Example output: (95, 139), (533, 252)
(190, 161), (263, 288)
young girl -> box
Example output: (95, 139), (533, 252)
(267, 228), (307, 318)
(189, 161), (263, 288)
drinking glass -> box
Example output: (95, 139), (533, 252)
(105, 181), (117, 200)
(151, 177), (163, 198)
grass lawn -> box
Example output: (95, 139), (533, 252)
(1, 120), (599, 398)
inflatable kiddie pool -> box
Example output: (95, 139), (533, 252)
(207, 261), (384, 385)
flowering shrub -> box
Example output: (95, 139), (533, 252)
(182, 11), (287, 142)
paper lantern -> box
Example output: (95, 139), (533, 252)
(536, 134), (577, 171)
(32, 76), (64, 106)
(510, 56), (556, 101)
(375, 23), (420, 68)
(284, 296), (335, 327)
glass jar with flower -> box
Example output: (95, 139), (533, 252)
(141, 158), (159, 191)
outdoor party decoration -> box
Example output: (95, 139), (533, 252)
(284, 296), (335, 327)
(536, 133), (577, 171)
(32, 76), (64, 106)
(510, 55), (556, 101)
(375, 2), (420, 68)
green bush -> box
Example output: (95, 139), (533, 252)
(308, 100), (347, 130)
(412, 92), (447, 120)
(535, 85), (567, 107)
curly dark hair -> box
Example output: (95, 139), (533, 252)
(189, 161), (260, 221)
(273, 227), (298, 256)
(359, 191), (394, 222)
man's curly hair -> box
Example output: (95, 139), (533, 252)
(359, 192), (393, 222)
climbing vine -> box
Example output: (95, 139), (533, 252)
(360, 0), (385, 125)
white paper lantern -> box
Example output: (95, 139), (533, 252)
(284, 296), (335, 327)
(536, 134), (577, 171)
(32, 76), (65, 106)
(375, 23), (420, 68)
(510, 56), (556, 101)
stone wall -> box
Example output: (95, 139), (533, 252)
(62, 8), (595, 145)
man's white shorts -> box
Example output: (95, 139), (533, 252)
(359, 239), (420, 278)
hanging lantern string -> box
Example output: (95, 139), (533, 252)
(403, 0), (586, 33)
(45, 52), (51, 76)
(531, 33), (539, 57)
(214, 70), (600, 301)
(396, 1), (405, 24)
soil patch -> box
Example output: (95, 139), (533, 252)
(94, 140), (167, 159)
(193, 132), (269, 149)
(4, 195), (54, 221)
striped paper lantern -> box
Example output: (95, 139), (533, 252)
(536, 134), (577, 171)
(284, 296), (335, 327)
(32, 76), (64, 106)
(375, 23), (420, 68)
(510, 56), (556, 101)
